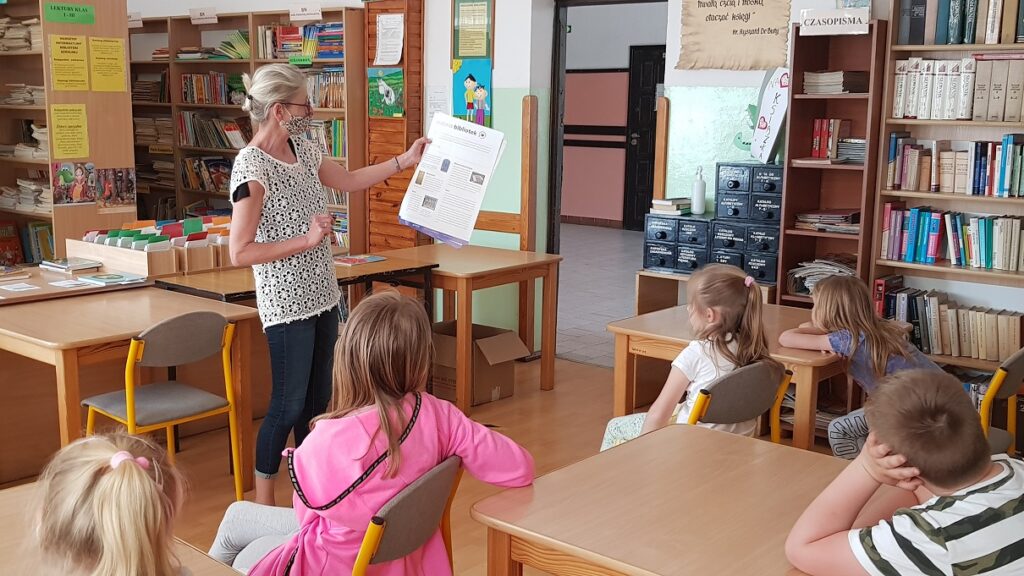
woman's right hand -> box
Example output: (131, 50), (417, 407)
(304, 214), (333, 249)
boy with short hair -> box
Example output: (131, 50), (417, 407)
(786, 369), (1024, 576)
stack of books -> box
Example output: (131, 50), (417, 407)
(325, 186), (346, 206)
(810, 118), (856, 162)
(786, 254), (857, 296)
(39, 256), (102, 274)
(179, 156), (232, 194)
(0, 18), (36, 52)
(0, 186), (17, 209)
(837, 139), (867, 164)
(180, 72), (245, 105)
(151, 47), (169, 62)
(313, 22), (345, 59)
(134, 116), (174, 146)
(131, 71), (169, 103)
(178, 111), (252, 150)
(26, 19), (41, 52)
(305, 67), (346, 108)
(795, 209), (861, 235)
(803, 70), (869, 94)
(649, 197), (691, 216)
(4, 84), (43, 105)
(176, 47), (217, 61)
(211, 30), (250, 60)
(898, 0), (1024, 45)
(16, 177), (47, 213)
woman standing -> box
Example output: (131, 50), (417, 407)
(229, 64), (428, 505)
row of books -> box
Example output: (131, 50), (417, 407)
(180, 156), (232, 195)
(136, 159), (175, 195)
(177, 32), (251, 61)
(304, 119), (347, 158)
(794, 209), (861, 235)
(329, 206), (348, 249)
(810, 119), (858, 160)
(255, 22), (345, 60)
(133, 116), (174, 146)
(873, 276), (1022, 363)
(7, 221), (54, 263)
(887, 132), (1024, 196)
(897, 0), (1024, 46)
(305, 67), (346, 109)
(325, 187), (347, 207)
(893, 58), (975, 120)
(880, 202), (1024, 270)
(178, 112), (251, 150)
(180, 72), (246, 105)
(803, 70), (869, 95)
(0, 17), (40, 53)
(131, 71), (170, 103)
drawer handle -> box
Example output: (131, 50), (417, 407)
(724, 239), (734, 247)
(727, 180), (739, 189)
(762, 211), (774, 219)
(728, 208), (739, 216)
(758, 242), (770, 251)
(762, 182), (775, 192)
(655, 231), (667, 240)
(689, 236), (698, 243)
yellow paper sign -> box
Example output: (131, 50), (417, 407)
(51, 104), (89, 159)
(89, 37), (126, 92)
(49, 34), (89, 91)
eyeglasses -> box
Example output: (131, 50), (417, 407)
(278, 100), (313, 116)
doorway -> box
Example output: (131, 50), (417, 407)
(623, 44), (665, 231)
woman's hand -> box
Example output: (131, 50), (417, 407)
(304, 214), (333, 250)
(399, 137), (431, 169)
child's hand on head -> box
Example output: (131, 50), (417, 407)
(857, 432), (922, 491)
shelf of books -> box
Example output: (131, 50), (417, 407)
(776, 21), (887, 308)
(872, 0), (1024, 373)
(126, 8), (366, 254)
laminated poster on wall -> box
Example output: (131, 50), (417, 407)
(96, 167), (136, 213)
(52, 161), (97, 205)
(368, 67), (405, 118)
(49, 34), (89, 91)
(50, 103), (89, 159)
(89, 37), (127, 92)
(453, 0), (492, 59)
(451, 58), (492, 128)
(751, 68), (789, 164)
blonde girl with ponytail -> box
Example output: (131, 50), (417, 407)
(600, 264), (781, 451)
(32, 433), (185, 576)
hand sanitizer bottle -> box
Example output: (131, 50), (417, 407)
(692, 166), (706, 215)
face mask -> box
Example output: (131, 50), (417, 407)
(281, 109), (312, 136)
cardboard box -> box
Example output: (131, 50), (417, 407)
(431, 321), (530, 406)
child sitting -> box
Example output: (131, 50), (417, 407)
(786, 369), (1023, 576)
(209, 291), (535, 575)
(779, 275), (942, 458)
(33, 433), (186, 576)
(601, 264), (781, 450)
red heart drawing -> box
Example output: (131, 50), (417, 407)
(758, 116), (768, 130)
(780, 73), (791, 88)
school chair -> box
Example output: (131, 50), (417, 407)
(686, 361), (794, 443)
(353, 456), (464, 575)
(979, 347), (1024, 456)
(81, 311), (244, 501)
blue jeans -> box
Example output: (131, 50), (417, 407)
(256, 306), (340, 478)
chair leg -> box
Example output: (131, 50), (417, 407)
(165, 427), (176, 465)
(86, 408), (96, 435)
(227, 406), (244, 501)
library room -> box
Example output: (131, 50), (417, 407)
(1, 0), (1023, 575)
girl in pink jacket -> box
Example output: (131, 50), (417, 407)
(209, 291), (535, 575)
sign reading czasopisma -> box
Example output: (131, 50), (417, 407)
(799, 8), (870, 36)
(677, 0), (790, 71)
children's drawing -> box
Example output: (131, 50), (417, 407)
(52, 161), (97, 205)
(96, 167), (137, 212)
(451, 58), (492, 127)
(368, 67), (405, 118)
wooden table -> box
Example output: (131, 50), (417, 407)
(0, 483), (236, 576)
(0, 267), (154, 306)
(635, 269), (776, 315)
(380, 245), (562, 413)
(0, 288), (260, 489)
(607, 304), (844, 450)
(472, 425), (847, 576)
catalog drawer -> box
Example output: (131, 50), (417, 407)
(716, 192), (750, 220)
(712, 221), (747, 251)
(744, 253), (778, 284)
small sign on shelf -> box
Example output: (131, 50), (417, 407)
(289, 2), (322, 22)
(128, 11), (143, 29)
(799, 8), (870, 36)
(189, 7), (218, 26)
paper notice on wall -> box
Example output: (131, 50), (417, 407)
(51, 104), (89, 159)
(128, 12), (143, 28)
(398, 114), (506, 247)
(89, 37), (127, 92)
(751, 68), (790, 164)
(49, 34), (89, 91)
(426, 85), (450, 131)
(374, 13), (404, 66)
(455, 0), (489, 58)
(289, 2), (322, 22)
(677, 0), (790, 71)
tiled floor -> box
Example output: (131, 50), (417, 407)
(557, 223), (644, 368)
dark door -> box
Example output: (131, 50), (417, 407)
(623, 45), (665, 231)
(548, 6), (568, 254)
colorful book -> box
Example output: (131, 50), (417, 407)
(334, 254), (387, 266)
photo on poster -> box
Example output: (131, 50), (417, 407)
(368, 67), (405, 118)
(451, 58), (492, 127)
(52, 161), (97, 205)
(96, 167), (137, 213)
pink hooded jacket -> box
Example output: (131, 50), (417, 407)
(246, 392), (535, 576)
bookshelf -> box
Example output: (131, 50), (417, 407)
(776, 21), (887, 307)
(871, 4), (1024, 372)
(0, 0), (135, 260)
(128, 8), (367, 254)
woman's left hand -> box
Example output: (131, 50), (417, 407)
(399, 137), (431, 169)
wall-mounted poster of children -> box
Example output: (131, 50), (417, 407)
(96, 167), (137, 213)
(52, 161), (97, 205)
(452, 58), (492, 127)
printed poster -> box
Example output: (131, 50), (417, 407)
(50, 103), (88, 159)
(49, 34), (89, 91)
(677, 0), (790, 71)
(453, 0), (492, 59)
(89, 37), (127, 92)
(451, 59), (491, 127)
(96, 167), (137, 213)
(368, 67), (405, 118)
(52, 161), (97, 205)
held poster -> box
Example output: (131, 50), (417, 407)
(452, 0), (492, 59)
(677, 0), (790, 71)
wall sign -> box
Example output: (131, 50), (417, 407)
(289, 2), (322, 23)
(128, 12), (143, 29)
(452, 0), (493, 60)
(799, 8), (870, 36)
(44, 2), (95, 25)
(677, 0), (790, 71)
(189, 8), (218, 25)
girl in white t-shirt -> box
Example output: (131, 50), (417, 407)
(601, 265), (781, 450)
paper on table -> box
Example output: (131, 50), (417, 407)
(0, 283), (39, 292)
(374, 13), (404, 66)
(50, 279), (91, 288)
(398, 113), (505, 247)
(426, 85), (450, 131)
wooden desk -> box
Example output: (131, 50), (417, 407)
(473, 425), (846, 576)
(0, 267), (154, 306)
(607, 305), (844, 450)
(380, 245), (562, 413)
(635, 269), (776, 315)
(0, 483), (236, 576)
(0, 288), (260, 489)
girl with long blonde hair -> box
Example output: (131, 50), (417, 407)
(33, 433), (185, 576)
(210, 291), (534, 575)
(779, 275), (942, 458)
(600, 264), (782, 450)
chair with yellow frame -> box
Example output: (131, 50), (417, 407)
(979, 347), (1024, 456)
(352, 455), (464, 575)
(81, 311), (244, 501)
(684, 360), (794, 443)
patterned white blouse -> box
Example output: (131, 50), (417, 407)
(229, 137), (340, 328)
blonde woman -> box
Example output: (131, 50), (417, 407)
(779, 275), (943, 459)
(32, 434), (185, 576)
(229, 64), (429, 505)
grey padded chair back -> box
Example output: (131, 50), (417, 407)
(371, 455), (462, 564)
(136, 311), (228, 367)
(700, 361), (783, 424)
(996, 347), (1024, 401)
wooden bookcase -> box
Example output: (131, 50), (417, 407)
(870, 6), (1024, 373)
(777, 21), (887, 307)
(0, 0), (135, 258)
(127, 8), (367, 254)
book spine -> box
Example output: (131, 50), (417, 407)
(988, 60), (1010, 121)
(927, 211), (944, 263)
(882, 203), (894, 259)
(906, 207), (921, 262)
(974, 60), (994, 120)
(927, 0), (939, 43)
(900, 0), (914, 44)
(874, 278), (888, 317)
(986, 0), (1004, 44)
(919, 60), (936, 120)
(948, 306), (960, 356)
(1006, 61), (1024, 123)
(945, 60), (962, 119)
(908, 58), (923, 118)
(964, 0), (979, 42)
(901, 211), (912, 259)
(894, 60), (909, 118)
(949, 0), (965, 42)
(1002, 0), (1020, 43)
(891, 209), (905, 259)
(812, 119), (822, 158)
(944, 212), (958, 264)
(917, 210), (931, 262)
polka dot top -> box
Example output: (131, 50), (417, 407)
(230, 137), (340, 328)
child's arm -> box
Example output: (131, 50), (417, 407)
(779, 327), (834, 352)
(639, 367), (690, 436)
(442, 401), (535, 488)
(785, 433), (922, 576)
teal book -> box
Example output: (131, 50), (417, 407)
(948, 0), (965, 44)
(938, 0), (952, 43)
(916, 210), (931, 263)
(905, 207), (922, 262)
(963, 0), (979, 43)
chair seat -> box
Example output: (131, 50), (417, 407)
(988, 427), (1013, 455)
(82, 381), (228, 427)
